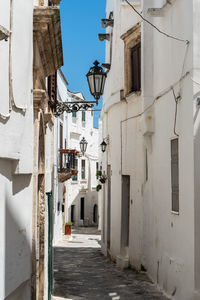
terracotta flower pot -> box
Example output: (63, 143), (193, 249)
(71, 169), (78, 175)
(65, 224), (72, 235)
(100, 179), (106, 184)
(59, 149), (69, 153)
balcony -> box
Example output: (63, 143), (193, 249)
(58, 149), (79, 183)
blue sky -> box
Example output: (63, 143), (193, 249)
(60, 0), (106, 128)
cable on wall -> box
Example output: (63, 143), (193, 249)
(172, 87), (179, 137)
(124, 0), (189, 44)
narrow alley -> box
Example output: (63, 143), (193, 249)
(52, 228), (167, 300)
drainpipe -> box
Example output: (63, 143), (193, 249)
(46, 191), (53, 300)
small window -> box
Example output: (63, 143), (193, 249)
(121, 23), (141, 96)
(81, 160), (86, 179)
(171, 138), (179, 213)
(82, 111), (86, 122)
(72, 111), (77, 118)
(72, 158), (78, 181)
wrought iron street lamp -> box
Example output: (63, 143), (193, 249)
(54, 61), (106, 117)
(100, 140), (107, 153)
(80, 137), (88, 156)
(86, 60), (107, 104)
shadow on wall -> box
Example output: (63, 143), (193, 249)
(0, 160), (32, 300)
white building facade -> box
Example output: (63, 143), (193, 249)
(100, 0), (200, 299)
(54, 70), (99, 240)
(0, 1), (34, 299)
(0, 0), (63, 299)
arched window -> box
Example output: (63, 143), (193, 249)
(93, 204), (98, 224)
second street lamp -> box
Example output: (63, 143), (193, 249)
(100, 140), (107, 153)
(86, 60), (107, 104)
(80, 137), (88, 156)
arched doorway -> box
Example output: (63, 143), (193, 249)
(93, 204), (98, 225)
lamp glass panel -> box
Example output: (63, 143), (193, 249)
(88, 74), (95, 94)
(83, 142), (87, 153)
(94, 74), (102, 93)
(101, 75), (106, 93)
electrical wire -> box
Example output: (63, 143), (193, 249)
(124, 0), (189, 44)
(118, 70), (190, 125)
(172, 87), (179, 137)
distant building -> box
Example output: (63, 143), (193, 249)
(54, 70), (99, 238)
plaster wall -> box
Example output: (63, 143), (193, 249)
(0, 1), (33, 299)
(0, 159), (32, 300)
(141, 1), (195, 299)
(101, 0), (143, 261)
(101, 0), (198, 299)
(0, 0), (33, 171)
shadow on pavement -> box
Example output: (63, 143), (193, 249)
(52, 245), (167, 300)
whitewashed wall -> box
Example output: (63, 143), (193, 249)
(101, 0), (199, 299)
(0, 1), (33, 299)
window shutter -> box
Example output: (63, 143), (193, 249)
(82, 111), (86, 122)
(131, 43), (141, 92)
(171, 139), (179, 212)
(72, 111), (77, 118)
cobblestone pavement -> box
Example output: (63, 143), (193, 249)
(52, 228), (167, 300)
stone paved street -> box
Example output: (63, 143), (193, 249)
(52, 228), (167, 300)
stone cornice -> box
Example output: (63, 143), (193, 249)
(121, 22), (141, 44)
(33, 6), (63, 77)
(33, 89), (47, 110)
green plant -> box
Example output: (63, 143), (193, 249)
(96, 170), (102, 178)
(65, 221), (73, 225)
(96, 184), (102, 192)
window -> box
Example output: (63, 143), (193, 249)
(171, 138), (179, 213)
(72, 158), (78, 181)
(130, 43), (141, 92)
(80, 198), (85, 220)
(81, 160), (86, 179)
(121, 23), (141, 96)
(82, 111), (86, 122)
(72, 111), (77, 118)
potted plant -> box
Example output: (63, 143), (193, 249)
(71, 169), (78, 175)
(96, 184), (102, 192)
(96, 170), (102, 179)
(65, 221), (73, 235)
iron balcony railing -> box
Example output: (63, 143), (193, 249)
(58, 149), (79, 173)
